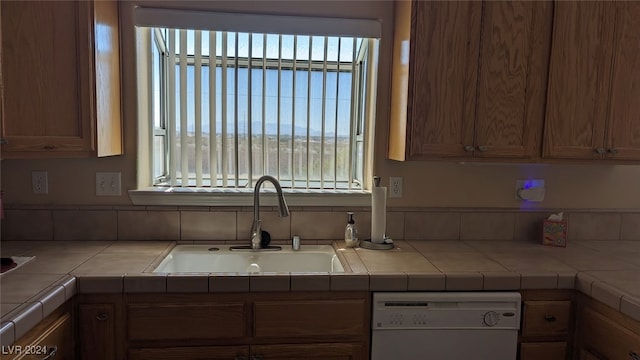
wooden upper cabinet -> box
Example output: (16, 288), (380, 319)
(0, 0), (122, 158)
(606, 1), (640, 160)
(389, 1), (551, 161)
(544, 1), (613, 160)
(545, 1), (640, 161)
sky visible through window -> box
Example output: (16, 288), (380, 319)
(157, 30), (363, 138)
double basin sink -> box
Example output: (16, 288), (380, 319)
(153, 244), (345, 273)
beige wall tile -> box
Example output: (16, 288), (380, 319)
(39, 286), (66, 318)
(291, 211), (343, 240)
(238, 211), (291, 241)
(77, 276), (123, 294)
(407, 273), (446, 291)
(167, 274), (209, 293)
(621, 214), (640, 240)
(118, 210), (180, 240)
(569, 213), (621, 241)
(181, 211), (236, 241)
(124, 274), (167, 293)
(386, 212), (405, 240)
(0, 322), (14, 347)
(445, 273), (483, 290)
(1, 210), (52, 240)
(591, 281), (623, 311)
(330, 273), (369, 291)
(482, 272), (521, 290)
(514, 212), (549, 242)
(12, 302), (43, 340)
(290, 273), (330, 291)
(249, 274), (290, 292)
(460, 213), (515, 241)
(369, 273), (407, 291)
(404, 212), (460, 240)
(621, 296), (640, 322)
(209, 274), (250, 292)
(53, 210), (117, 241)
(520, 273), (558, 289)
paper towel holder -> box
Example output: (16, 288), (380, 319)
(359, 238), (394, 250)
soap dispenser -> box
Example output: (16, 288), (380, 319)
(344, 212), (359, 248)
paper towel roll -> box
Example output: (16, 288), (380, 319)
(371, 186), (387, 243)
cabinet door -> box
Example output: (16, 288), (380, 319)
(128, 346), (249, 360)
(1, 1), (92, 155)
(78, 304), (116, 360)
(407, 1), (481, 159)
(11, 312), (73, 360)
(581, 306), (640, 360)
(251, 343), (364, 360)
(474, 1), (551, 159)
(543, 1), (615, 159)
(605, 1), (640, 160)
(520, 342), (567, 360)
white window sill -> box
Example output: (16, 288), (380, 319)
(128, 187), (371, 207)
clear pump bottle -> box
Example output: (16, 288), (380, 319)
(344, 212), (359, 248)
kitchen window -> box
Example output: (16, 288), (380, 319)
(130, 8), (380, 206)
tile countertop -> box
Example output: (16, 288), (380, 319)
(1, 239), (640, 346)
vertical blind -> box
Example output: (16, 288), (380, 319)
(152, 28), (372, 190)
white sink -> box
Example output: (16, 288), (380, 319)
(153, 245), (345, 273)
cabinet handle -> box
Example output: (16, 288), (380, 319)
(544, 314), (556, 322)
(96, 313), (109, 321)
(477, 145), (488, 152)
(630, 351), (640, 360)
(609, 148), (619, 154)
(595, 148), (606, 154)
(464, 145), (475, 152)
(41, 346), (57, 360)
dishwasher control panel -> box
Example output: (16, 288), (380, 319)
(372, 292), (521, 330)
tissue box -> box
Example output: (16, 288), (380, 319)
(542, 220), (568, 247)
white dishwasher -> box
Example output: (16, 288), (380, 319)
(371, 292), (521, 360)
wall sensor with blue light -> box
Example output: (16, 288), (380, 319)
(515, 179), (545, 202)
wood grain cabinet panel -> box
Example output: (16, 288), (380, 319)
(0, 0), (122, 158)
(128, 346), (250, 360)
(389, 1), (551, 161)
(127, 302), (247, 342)
(253, 299), (367, 340)
(519, 342), (567, 360)
(580, 305), (640, 360)
(9, 313), (73, 360)
(251, 343), (364, 360)
(522, 300), (572, 338)
(78, 303), (116, 360)
(544, 1), (640, 161)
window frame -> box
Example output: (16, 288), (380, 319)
(130, 9), (379, 207)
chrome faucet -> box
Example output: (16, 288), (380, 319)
(250, 175), (290, 249)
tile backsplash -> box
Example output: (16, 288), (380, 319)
(2, 206), (639, 242)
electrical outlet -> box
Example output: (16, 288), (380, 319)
(389, 176), (403, 198)
(96, 172), (122, 196)
(31, 171), (48, 194)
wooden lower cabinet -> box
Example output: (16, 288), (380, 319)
(519, 290), (574, 360)
(128, 346), (249, 360)
(575, 294), (640, 360)
(0, 303), (73, 360)
(520, 342), (567, 360)
(120, 292), (369, 360)
(129, 343), (362, 360)
(252, 343), (364, 360)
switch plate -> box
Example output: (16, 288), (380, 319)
(31, 171), (48, 194)
(96, 172), (121, 196)
(389, 177), (403, 198)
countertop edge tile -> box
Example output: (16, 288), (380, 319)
(12, 302), (43, 341)
(445, 272), (483, 291)
(520, 273), (558, 290)
(482, 272), (521, 291)
(0, 322), (15, 347)
(76, 275), (124, 294)
(406, 273), (446, 291)
(591, 281), (624, 312)
(621, 296), (640, 322)
(330, 273), (370, 291)
(369, 273), (408, 291)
